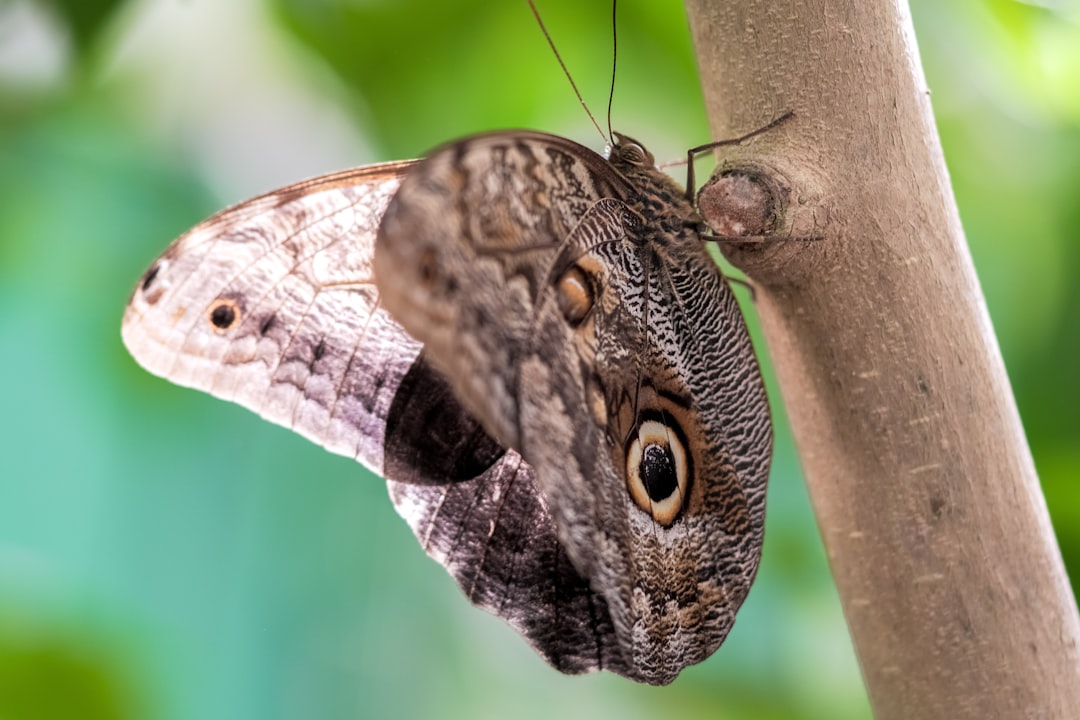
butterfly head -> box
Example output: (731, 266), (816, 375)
(608, 133), (656, 170)
(607, 133), (696, 224)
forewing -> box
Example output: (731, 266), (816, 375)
(374, 131), (631, 448)
(122, 161), (421, 473)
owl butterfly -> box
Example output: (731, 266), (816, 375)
(121, 8), (773, 687)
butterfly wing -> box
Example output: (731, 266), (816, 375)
(385, 360), (633, 676)
(121, 160), (635, 677)
(382, 356), (633, 676)
(123, 162), (421, 469)
(373, 131), (633, 449)
(375, 132), (771, 684)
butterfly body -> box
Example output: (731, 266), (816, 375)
(123, 129), (771, 685)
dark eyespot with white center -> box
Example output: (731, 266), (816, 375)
(555, 264), (595, 326)
(625, 418), (690, 526)
(208, 298), (240, 332)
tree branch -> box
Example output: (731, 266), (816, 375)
(683, 0), (1080, 716)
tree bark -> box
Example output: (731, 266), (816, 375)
(683, 0), (1080, 717)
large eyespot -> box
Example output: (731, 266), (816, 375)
(207, 298), (241, 332)
(625, 418), (691, 526)
(555, 264), (595, 326)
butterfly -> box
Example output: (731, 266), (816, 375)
(121, 0), (778, 680)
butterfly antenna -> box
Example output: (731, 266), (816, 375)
(606, 0), (617, 142)
(527, 0), (607, 144)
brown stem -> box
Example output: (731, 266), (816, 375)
(684, 0), (1080, 717)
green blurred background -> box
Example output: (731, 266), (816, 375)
(0, 0), (1077, 718)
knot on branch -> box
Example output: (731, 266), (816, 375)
(697, 161), (830, 288)
(699, 169), (777, 237)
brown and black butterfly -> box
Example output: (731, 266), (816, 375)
(121, 3), (773, 686)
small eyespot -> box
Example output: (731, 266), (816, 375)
(625, 418), (690, 526)
(555, 265), (595, 326)
(208, 298), (240, 332)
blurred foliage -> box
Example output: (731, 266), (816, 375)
(0, 0), (1076, 718)
(0, 603), (146, 720)
(37, 0), (124, 56)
